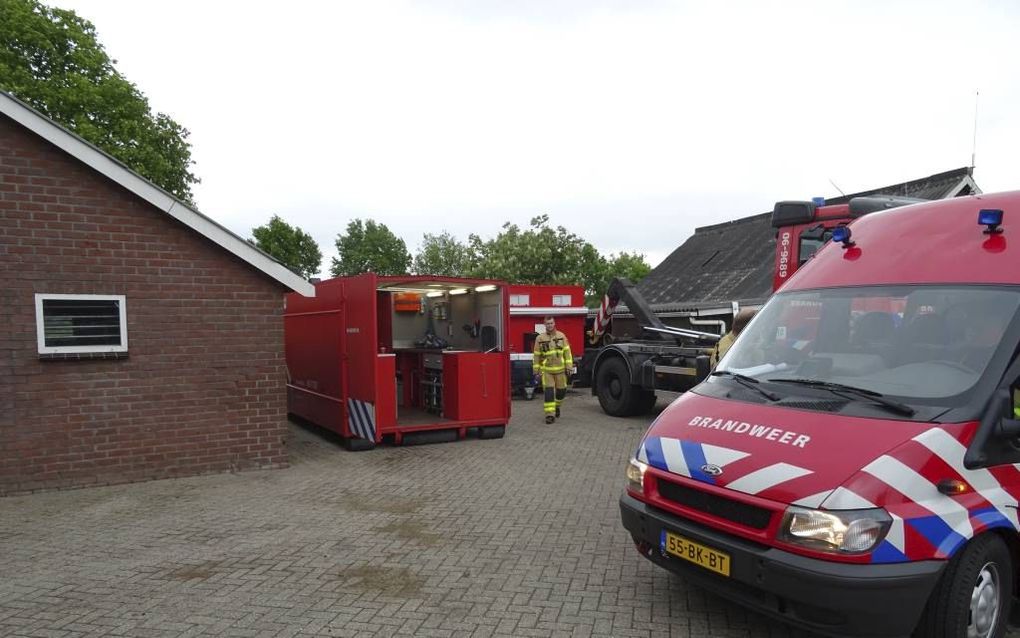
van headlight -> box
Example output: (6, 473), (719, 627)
(626, 458), (648, 493)
(778, 506), (891, 554)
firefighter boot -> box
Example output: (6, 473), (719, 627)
(554, 387), (567, 419)
(545, 415), (555, 424)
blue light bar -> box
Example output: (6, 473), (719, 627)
(812, 196), (826, 206)
(979, 208), (1004, 229)
(831, 225), (852, 246)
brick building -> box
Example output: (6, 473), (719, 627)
(0, 91), (315, 495)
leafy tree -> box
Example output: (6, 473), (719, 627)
(250, 215), (322, 278)
(604, 250), (652, 284)
(467, 215), (607, 297)
(331, 219), (411, 276)
(585, 251), (652, 306)
(0, 0), (198, 201)
(412, 231), (473, 276)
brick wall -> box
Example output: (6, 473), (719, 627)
(0, 114), (290, 495)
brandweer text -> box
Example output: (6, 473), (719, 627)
(687, 416), (811, 448)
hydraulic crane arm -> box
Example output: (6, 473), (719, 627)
(590, 277), (669, 343)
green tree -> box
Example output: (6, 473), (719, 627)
(250, 215), (322, 279)
(412, 231), (473, 276)
(467, 215), (607, 299)
(591, 251), (653, 306)
(605, 251), (652, 283)
(0, 0), (198, 201)
(331, 219), (411, 276)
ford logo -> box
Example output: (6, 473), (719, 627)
(701, 464), (723, 477)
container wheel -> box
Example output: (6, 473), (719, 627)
(596, 356), (638, 417)
(401, 429), (459, 446)
(913, 533), (1012, 638)
(343, 436), (375, 451)
(478, 425), (506, 439)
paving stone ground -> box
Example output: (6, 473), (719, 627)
(0, 391), (962, 637)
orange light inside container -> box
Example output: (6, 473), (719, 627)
(393, 292), (421, 312)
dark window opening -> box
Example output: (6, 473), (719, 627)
(36, 296), (127, 354)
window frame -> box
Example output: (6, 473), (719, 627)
(34, 293), (128, 355)
(552, 294), (572, 307)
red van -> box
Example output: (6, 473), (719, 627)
(620, 192), (1020, 637)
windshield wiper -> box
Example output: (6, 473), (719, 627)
(711, 370), (780, 402)
(769, 378), (915, 416)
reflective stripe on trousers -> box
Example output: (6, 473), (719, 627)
(542, 371), (568, 415)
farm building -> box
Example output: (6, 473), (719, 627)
(0, 91), (314, 495)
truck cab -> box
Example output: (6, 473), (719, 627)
(620, 192), (1020, 637)
(771, 195), (924, 292)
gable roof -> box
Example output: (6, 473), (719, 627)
(0, 90), (315, 296)
(638, 212), (774, 310)
(637, 168), (980, 311)
(826, 167), (980, 204)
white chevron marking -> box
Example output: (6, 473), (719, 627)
(862, 455), (973, 539)
(660, 437), (691, 477)
(701, 443), (750, 468)
(725, 462), (812, 495)
(913, 428), (1020, 530)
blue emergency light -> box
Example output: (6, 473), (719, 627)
(831, 224), (854, 248)
(979, 208), (1004, 234)
(812, 197), (826, 206)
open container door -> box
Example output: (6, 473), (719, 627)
(285, 281), (346, 434)
(343, 273), (386, 447)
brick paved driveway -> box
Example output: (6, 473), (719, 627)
(0, 392), (840, 637)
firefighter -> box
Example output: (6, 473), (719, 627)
(533, 316), (573, 424)
(712, 308), (757, 367)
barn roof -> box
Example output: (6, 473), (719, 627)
(0, 90), (315, 296)
(636, 168), (980, 312)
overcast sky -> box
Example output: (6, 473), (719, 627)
(57, 0), (1020, 273)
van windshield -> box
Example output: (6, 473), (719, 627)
(717, 285), (1020, 402)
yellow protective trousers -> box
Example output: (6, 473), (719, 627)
(542, 371), (568, 415)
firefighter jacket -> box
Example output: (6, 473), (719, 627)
(533, 330), (573, 374)
(711, 331), (736, 367)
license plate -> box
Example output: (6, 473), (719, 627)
(661, 530), (731, 577)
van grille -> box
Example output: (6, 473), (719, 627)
(658, 480), (772, 530)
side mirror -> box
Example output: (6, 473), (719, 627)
(999, 417), (1020, 439)
(965, 388), (1020, 469)
(999, 389), (1020, 438)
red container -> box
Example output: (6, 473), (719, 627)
(506, 284), (587, 392)
(285, 274), (511, 447)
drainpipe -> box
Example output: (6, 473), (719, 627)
(690, 317), (726, 335)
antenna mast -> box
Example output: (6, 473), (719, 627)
(971, 90), (980, 170)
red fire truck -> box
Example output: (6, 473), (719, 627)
(621, 193), (1020, 637)
(284, 274), (510, 449)
(506, 284), (586, 397)
(583, 196), (921, 417)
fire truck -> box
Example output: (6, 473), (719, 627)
(620, 192), (1020, 637)
(582, 196), (921, 417)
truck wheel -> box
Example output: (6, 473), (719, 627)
(596, 357), (638, 416)
(634, 391), (657, 415)
(914, 533), (1012, 638)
